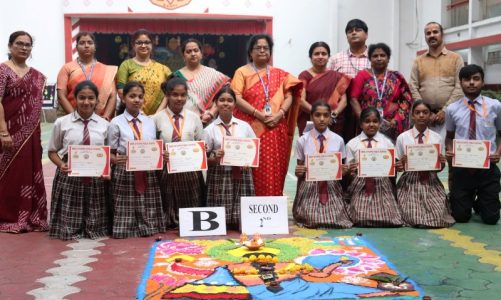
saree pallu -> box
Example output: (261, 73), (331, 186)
(351, 70), (413, 141)
(174, 66), (230, 114)
(117, 59), (171, 115)
(232, 66), (302, 196)
(297, 70), (351, 135)
(56, 60), (117, 116)
(0, 65), (48, 233)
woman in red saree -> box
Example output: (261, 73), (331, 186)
(231, 34), (302, 196)
(56, 32), (117, 120)
(0, 31), (48, 233)
(298, 42), (351, 136)
(350, 43), (413, 141)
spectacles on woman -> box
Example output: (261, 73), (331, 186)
(135, 40), (152, 46)
(253, 46), (270, 52)
(14, 41), (33, 49)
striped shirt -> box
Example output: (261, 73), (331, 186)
(327, 48), (370, 78)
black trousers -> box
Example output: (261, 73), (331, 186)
(450, 165), (501, 225)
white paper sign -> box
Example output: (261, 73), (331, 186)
(179, 207), (226, 237)
(241, 196), (289, 235)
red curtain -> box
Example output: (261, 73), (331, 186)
(79, 18), (267, 35)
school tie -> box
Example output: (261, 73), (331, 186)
(468, 101), (476, 140)
(417, 132), (430, 184)
(81, 119), (91, 184)
(82, 119), (90, 145)
(365, 138), (376, 195)
(318, 134), (328, 205)
(132, 118), (147, 195)
(222, 123), (241, 180)
(171, 114), (182, 142)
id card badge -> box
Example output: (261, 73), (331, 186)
(377, 106), (384, 118)
(264, 102), (272, 116)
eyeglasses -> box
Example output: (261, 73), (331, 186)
(13, 41), (33, 49)
(253, 46), (270, 52)
(135, 40), (152, 46)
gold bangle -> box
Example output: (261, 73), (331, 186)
(0, 132), (9, 137)
(252, 108), (257, 117)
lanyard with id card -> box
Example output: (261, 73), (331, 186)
(252, 63), (272, 116)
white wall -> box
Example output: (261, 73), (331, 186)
(0, 0), (336, 82)
(2, 0), (498, 84)
(0, 0), (65, 83)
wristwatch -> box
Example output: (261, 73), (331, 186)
(331, 111), (338, 119)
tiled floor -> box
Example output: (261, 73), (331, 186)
(1, 122), (500, 299)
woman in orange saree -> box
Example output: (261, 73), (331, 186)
(298, 42), (351, 136)
(56, 32), (117, 120)
(231, 34), (302, 196)
(0, 31), (48, 233)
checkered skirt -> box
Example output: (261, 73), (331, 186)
(346, 177), (403, 227)
(206, 166), (255, 226)
(293, 180), (353, 229)
(110, 165), (166, 238)
(49, 168), (109, 240)
(160, 168), (204, 226)
(397, 171), (455, 228)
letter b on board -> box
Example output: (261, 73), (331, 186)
(179, 207), (226, 237)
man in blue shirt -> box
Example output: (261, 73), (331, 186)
(445, 64), (501, 225)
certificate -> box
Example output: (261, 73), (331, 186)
(452, 139), (490, 169)
(305, 152), (342, 182)
(358, 148), (395, 177)
(166, 141), (207, 174)
(126, 140), (163, 171)
(68, 145), (110, 177)
(220, 137), (260, 167)
(405, 144), (441, 171)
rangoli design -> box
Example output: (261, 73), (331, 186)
(137, 236), (422, 299)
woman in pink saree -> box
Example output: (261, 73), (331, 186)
(0, 31), (48, 233)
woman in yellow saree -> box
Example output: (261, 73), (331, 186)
(117, 29), (171, 115)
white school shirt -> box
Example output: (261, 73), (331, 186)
(396, 126), (444, 159)
(445, 95), (501, 153)
(108, 111), (157, 155)
(204, 116), (256, 153)
(295, 128), (346, 161)
(48, 111), (109, 157)
(152, 107), (205, 142)
(346, 131), (394, 163)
